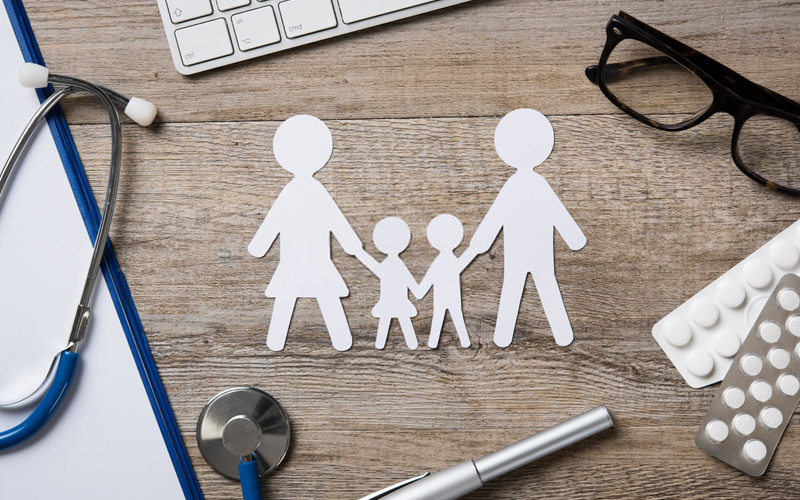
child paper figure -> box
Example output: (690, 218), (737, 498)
(465, 109), (586, 347)
(248, 115), (363, 352)
(355, 217), (420, 350)
(418, 214), (475, 348)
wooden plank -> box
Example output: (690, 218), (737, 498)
(22, 0), (800, 124)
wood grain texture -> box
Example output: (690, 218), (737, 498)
(21, 0), (800, 498)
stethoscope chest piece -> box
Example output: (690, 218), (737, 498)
(197, 387), (290, 480)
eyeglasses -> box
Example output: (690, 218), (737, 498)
(586, 11), (800, 195)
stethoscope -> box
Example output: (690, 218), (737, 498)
(0, 63), (157, 451)
(197, 387), (291, 500)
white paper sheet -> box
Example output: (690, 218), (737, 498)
(0, 7), (185, 498)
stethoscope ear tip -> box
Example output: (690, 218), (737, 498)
(124, 97), (158, 127)
(18, 63), (49, 89)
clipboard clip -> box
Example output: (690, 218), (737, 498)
(358, 472), (430, 500)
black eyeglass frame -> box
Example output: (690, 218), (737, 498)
(586, 11), (800, 195)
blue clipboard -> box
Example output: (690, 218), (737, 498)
(3, 1), (203, 498)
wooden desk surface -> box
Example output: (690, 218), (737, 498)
(23, 0), (800, 498)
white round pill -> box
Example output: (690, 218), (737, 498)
(747, 296), (770, 327)
(705, 419), (729, 443)
(686, 349), (714, 377)
(770, 240), (800, 269)
(796, 342), (800, 361)
(733, 413), (756, 435)
(759, 321), (781, 343)
(744, 439), (768, 462)
(778, 288), (800, 311)
(778, 374), (800, 396)
(760, 407), (783, 429)
(741, 354), (763, 376)
(722, 387), (746, 409)
(663, 317), (692, 347)
(712, 330), (741, 357)
(716, 279), (746, 308)
(750, 380), (772, 402)
(690, 298), (718, 327)
(768, 348), (791, 369)
(744, 260), (773, 289)
(787, 316), (800, 336)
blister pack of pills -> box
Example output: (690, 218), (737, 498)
(653, 219), (800, 388)
(695, 273), (800, 476)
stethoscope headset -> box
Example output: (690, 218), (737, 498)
(0, 63), (157, 451)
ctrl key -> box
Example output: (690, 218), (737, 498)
(175, 19), (234, 66)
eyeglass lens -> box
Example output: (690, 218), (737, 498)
(604, 39), (713, 127)
(738, 115), (800, 191)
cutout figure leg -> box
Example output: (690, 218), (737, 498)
(316, 296), (353, 351)
(267, 296), (297, 351)
(398, 317), (418, 350)
(494, 269), (527, 348)
(531, 271), (574, 346)
(376, 317), (391, 350)
(450, 307), (471, 348)
(428, 307), (446, 348)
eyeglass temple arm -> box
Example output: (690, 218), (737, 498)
(585, 56), (677, 84)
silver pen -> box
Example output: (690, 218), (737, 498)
(361, 405), (613, 500)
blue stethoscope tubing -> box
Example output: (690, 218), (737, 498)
(0, 351), (79, 450)
(0, 64), (155, 451)
(239, 460), (263, 500)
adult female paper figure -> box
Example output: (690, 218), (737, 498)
(465, 109), (586, 347)
(248, 115), (363, 352)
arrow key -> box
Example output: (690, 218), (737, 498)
(167, 0), (213, 24)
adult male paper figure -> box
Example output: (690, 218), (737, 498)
(248, 115), (363, 352)
(466, 109), (586, 347)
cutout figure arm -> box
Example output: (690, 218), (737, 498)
(326, 193), (363, 256)
(468, 194), (505, 255)
(401, 265), (425, 300)
(248, 195), (286, 257)
(355, 249), (382, 277)
(456, 247), (478, 273)
(415, 267), (434, 300)
(546, 185), (587, 251)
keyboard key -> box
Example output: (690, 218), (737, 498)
(166, 0), (213, 24)
(232, 7), (281, 51)
(217, 0), (250, 11)
(175, 19), (234, 66)
(337, 0), (436, 24)
(279, 0), (337, 39)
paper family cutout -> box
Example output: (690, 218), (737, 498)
(248, 110), (585, 351)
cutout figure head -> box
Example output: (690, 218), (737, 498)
(273, 115), (333, 177)
(427, 214), (463, 252)
(373, 217), (411, 256)
(494, 108), (555, 171)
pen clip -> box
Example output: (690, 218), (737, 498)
(358, 472), (430, 500)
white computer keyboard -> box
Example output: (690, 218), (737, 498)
(156, 0), (475, 75)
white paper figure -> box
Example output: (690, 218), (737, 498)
(355, 217), (420, 350)
(248, 115), (363, 352)
(418, 214), (474, 348)
(465, 109), (586, 347)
